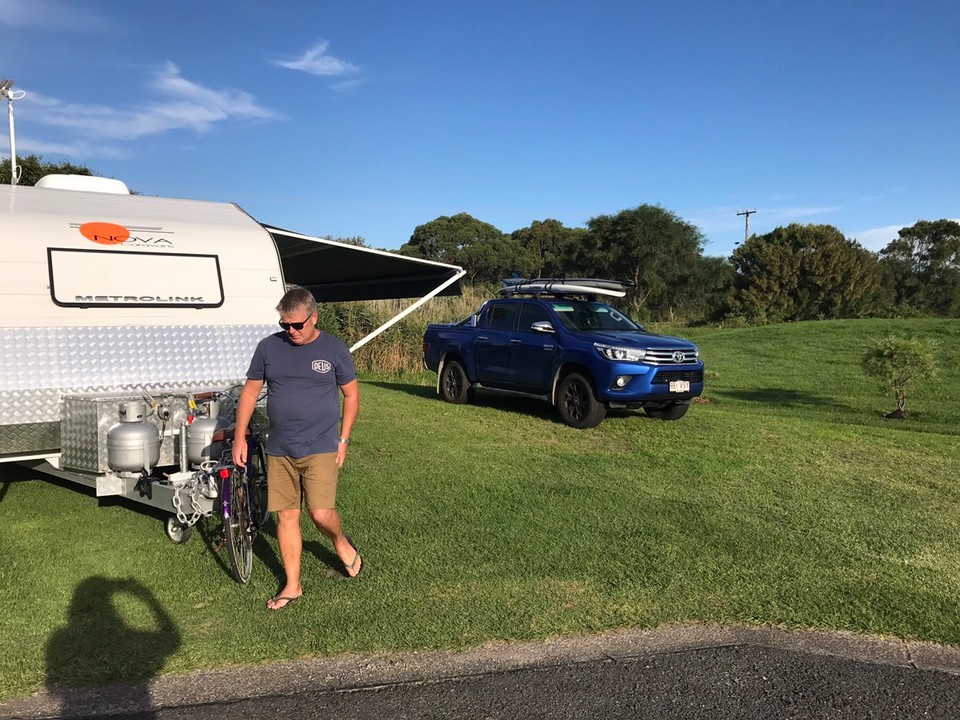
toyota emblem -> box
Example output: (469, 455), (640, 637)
(672, 351), (685, 363)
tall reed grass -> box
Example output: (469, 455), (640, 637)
(316, 285), (493, 375)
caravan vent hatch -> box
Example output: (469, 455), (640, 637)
(35, 174), (131, 194)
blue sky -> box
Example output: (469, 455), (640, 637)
(1, 0), (957, 258)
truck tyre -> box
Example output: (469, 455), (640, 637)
(644, 402), (690, 421)
(556, 372), (606, 429)
(440, 360), (472, 404)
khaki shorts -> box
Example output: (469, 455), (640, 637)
(266, 453), (339, 511)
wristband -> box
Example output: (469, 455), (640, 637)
(338, 437), (350, 445)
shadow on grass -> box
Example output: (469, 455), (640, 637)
(304, 539), (354, 578)
(447, 390), (655, 427)
(252, 520), (284, 586)
(364, 380), (436, 400)
(245, 520), (357, 586)
(46, 576), (180, 718)
(713, 387), (959, 437)
(366, 379), (650, 427)
(715, 387), (853, 411)
(367, 378), (560, 423)
(192, 511), (283, 586)
(193, 518), (237, 582)
(0, 461), (38, 503)
(5, 463), (283, 586)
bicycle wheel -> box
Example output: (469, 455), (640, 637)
(248, 440), (270, 528)
(224, 468), (254, 584)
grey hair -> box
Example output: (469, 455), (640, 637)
(276, 286), (317, 316)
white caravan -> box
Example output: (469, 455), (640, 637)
(0, 176), (463, 538)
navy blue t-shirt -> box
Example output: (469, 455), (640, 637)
(246, 331), (357, 458)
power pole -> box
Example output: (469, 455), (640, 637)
(737, 209), (757, 244)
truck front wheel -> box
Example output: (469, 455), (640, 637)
(556, 373), (606, 429)
(440, 360), (472, 404)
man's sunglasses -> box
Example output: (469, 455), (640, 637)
(279, 316), (314, 331)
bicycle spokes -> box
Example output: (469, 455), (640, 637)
(223, 467), (254, 584)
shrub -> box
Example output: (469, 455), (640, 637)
(861, 336), (938, 418)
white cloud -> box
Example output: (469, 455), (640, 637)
(21, 64), (281, 147)
(331, 79), (366, 93)
(849, 225), (901, 252)
(273, 40), (359, 76)
(0, 135), (128, 160)
(0, 0), (108, 30)
(850, 221), (960, 252)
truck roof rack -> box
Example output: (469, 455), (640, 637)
(499, 278), (631, 299)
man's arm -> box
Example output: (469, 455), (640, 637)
(232, 378), (264, 467)
(336, 378), (360, 468)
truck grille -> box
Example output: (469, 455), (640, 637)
(651, 369), (704, 385)
(645, 348), (699, 366)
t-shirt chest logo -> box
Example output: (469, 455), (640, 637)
(312, 359), (332, 374)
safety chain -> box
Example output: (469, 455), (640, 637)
(189, 480), (207, 521)
(170, 474), (207, 528)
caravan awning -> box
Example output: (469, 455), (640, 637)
(264, 225), (463, 302)
(263, 225), (466, 351)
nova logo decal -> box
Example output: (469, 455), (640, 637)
(312, 360), (332, 374)
(76, 222), (175, 247)
(79, 221), (130, 245)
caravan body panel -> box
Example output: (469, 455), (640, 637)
(0, 183), (283, 457)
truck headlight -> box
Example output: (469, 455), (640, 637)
(594, 343), (647, 362)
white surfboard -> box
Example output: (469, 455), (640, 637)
(500, 278), (629, 298)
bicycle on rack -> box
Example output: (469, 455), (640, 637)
(213, 422), (269, 584)
(159, 387), (269, 584)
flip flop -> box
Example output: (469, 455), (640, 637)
(266, 594), (300, 610)
(343, 534), (364, 577)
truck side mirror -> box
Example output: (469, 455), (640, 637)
(531, 321), (555, 334)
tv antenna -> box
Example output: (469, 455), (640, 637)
(1, 79), (26, 186)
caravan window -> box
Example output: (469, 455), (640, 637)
(48, 248), (224, 308)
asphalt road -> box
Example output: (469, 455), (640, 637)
(4, 625), (960, 720)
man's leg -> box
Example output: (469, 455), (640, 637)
(269, 508), (304, 609)
(308, 507), (362, 578)
(301, 453), (363, 577)
(264, 454), (305, 610)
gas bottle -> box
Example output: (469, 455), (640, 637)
(106, 400), (161, 474)
(186, 401), (230, 466)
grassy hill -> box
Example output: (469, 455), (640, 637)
(1, 318), (957, 700)
(685, 317), (960, 430)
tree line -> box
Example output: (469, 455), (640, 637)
(399, 208), (960, 324)
(6, 155), (957, 324)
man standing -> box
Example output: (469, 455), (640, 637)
(233, 286), (362, 611)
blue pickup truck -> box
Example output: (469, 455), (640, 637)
(422, 279), (704, 428)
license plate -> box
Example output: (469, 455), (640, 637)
(669, 380), (690, 393)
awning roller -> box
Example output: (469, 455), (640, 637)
(265, 225), (463, 302)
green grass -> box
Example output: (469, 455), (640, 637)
(1, 318), (958, 701)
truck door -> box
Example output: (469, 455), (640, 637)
(474, 301), (518, 384)
(510, 301), (556, 391)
